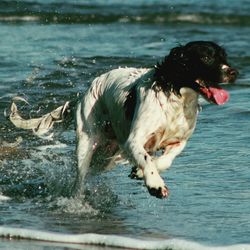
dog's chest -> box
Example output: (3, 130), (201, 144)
(144, 89), (199, 152)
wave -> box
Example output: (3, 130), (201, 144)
(0, 12), (250, 26)
(0, 1), (249, 26)
(0, 226), (250, 250)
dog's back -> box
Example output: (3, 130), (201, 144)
(80, 67), (152, 143)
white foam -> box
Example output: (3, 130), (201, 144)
(0, 195), (11, 201)
(0, 16), (40, 22)
(0, 226), (249, 250)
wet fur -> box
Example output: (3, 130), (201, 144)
(75, 41), (237, 198)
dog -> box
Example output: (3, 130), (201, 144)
(9, 41), (238, 199)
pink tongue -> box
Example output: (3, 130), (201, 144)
(200, 86), (230, 105)
(209, 87), (230, 105)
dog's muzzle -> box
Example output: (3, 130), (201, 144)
(222, 65), (239, 83)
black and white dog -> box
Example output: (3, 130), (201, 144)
(10, 41), (238, 199)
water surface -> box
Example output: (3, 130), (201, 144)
(0, 0), (250, 249)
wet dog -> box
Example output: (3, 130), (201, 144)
(10, 41), (238, 198)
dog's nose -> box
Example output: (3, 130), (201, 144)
(228, 68), (239, 77)
(222, 65), (239, 78)
(225, 67), (239, 83)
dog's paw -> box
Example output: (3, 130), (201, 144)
(144, 168), (169, 199)
(128, 166), (144, 180)
(147, 186), (169, 199)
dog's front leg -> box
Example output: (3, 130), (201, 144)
(154, 141), (187, 172)
(125, 141), (169, 199)
(124, 89), (169, 198)
(130, 141), (187, 178)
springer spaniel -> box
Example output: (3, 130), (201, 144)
(10, 41), (238, 198)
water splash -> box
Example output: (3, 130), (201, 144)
(49, 195), (99, 216)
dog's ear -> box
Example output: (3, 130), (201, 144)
(165, 45), (190, 68)
(158, 45), (193, 83)
(154, 44), (198, 92)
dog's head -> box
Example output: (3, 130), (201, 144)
(155, 41), (238, 105)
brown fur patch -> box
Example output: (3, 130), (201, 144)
(144, 127), (165, 152)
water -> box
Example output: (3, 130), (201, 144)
(0, 0), (250, 249)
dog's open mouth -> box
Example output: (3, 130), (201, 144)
(199, 86), (229, 105)
(195, 80), (230, 105)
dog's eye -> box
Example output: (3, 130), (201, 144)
(203, 56), (209, 62)
(202, 56), (213, 65)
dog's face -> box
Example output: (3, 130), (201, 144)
(182, 41), (238, 105)
(156, 41), (238, 105)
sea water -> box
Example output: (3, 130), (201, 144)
(0, 0), (250, 249)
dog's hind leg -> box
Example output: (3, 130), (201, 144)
(89, 140), (120, 173)
(75, 130), (94, 192)
(74, 102), (96, 195)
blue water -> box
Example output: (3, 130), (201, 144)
(0, 0), (250, 249)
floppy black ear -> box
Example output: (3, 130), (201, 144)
(165, 45), (191, 70)
(155, 45), (193, 86)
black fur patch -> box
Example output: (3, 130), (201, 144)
(153, 41), (236, 95)
(124, 86), (137, 121)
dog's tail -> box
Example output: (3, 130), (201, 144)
(8, 97), (76, 139)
